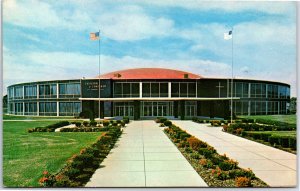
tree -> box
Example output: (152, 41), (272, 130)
(3, 95), (7, 108)
(289, 97), (296, 114)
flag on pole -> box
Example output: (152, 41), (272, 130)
(90, 32), (100, 40)
(224, 30), (232, 40)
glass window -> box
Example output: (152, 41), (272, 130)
(243, 83), (249, 97)
(39, 102), (57, 116)
(188, 83), (196, 97)
(24, 102), (37, 115)
(151, 83), (159, 97)
(171, 83), (179, 97)
(15, 103), (23, 115)
(131, 83), (139, 97)
(24, 85), (37, 98)
(123, 83), (130, 97)
(59, 83), (80, 97)
(160, 83), (168, 97)
(180, 83), (188, 97)
(142, 83), (150, 97)
(14, 86), (23, 98)
(235, 83), (243, 97)
(39, 84), (57, 98)
(59, 102), (81, 116)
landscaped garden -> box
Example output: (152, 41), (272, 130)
(3, 118), (127, 187)
(222, 117), (296, 154)
(156, 118), (268, 187)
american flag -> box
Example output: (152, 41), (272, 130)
(90, 32), (100, 40)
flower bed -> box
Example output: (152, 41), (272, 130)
(164, 123), (268, 187)
(38, 126), (122, 187)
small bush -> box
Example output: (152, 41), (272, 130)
(268, 136), (280, 145)
(279, 136), (290, 148)
(289, 137), (297, 150)
(75, 122), (81, 127)
(123, 117), (130, 124)
(89, 120), (97, 127)
(218, 159), (238, 171)
(102, 120), (110, 127)
(235, 177), (252, 187)
(222, 125), (228, 132)
(159, 123), (165, 127)
(212, 167), (229, 180)
(187, 137), (206, 150)
(190, 153), (200, 159)
(199, 147), (216, 159)
(199, 159), (214, 168)
(235, 128), (243, 135)
(163, 120), (172, 127)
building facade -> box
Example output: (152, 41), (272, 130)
(7, 68), (290, 119)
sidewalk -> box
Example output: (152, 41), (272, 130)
(171, 120), (297, 187)
(85, 120), (207, 187)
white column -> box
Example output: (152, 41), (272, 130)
(23, 102), (25, 115)
(266, 101), (268, 115)
(23, 86), (25, 99)
(57, 101), (59, 116)
(248, 101), (251, 116)
(56, 83), (59, 98)
(139, 82), (142, 98)
(37, 84), (39, 99)
(37, 101), (39, 116)
(248, 83), (251, 98)
(168, 82), (171, 98)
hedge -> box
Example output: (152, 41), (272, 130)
(38, 126), (122, 187)
(28, 121), (70, 133)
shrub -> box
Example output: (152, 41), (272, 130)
(222, 125), (228, 132)
(190, 153), (200, 159)
(279, 136), (290, 148)
(75, 122), (81, 127)
(159, 123), (165, 127)
(179, 132), (191, 140)
(199, 159), (214, 168)
(218, 159), (238, 171)
(199, 147), (216, 159)
(28, 128), (34, 133)
(260, 133), (271, 142)
(235, 128), (243, 135)
(123, 117), (130, 124)
(184, 147), (193, 153)
(89, 120), (97, 127)
(82, 121), (89, 127)
(187, 137), (205, 150)
(268, 136), (280, 145)
(289, 137), (297, 150)
(102, 120), (110, 127)
(235, 177), (252, 187)
(163, 120), (172, 127)
(211, 167), (229, 180)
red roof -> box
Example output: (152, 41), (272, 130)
(96, 68), (202, 80)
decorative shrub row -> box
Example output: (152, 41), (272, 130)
(38, 126), (122, 187)
(224, 124), (297, 151)
(60, 127), (110, 132)
(225, 122), (294, 133)
(72, 120), (126, 128)
(164, 124), (267, 187)
(243, 132), (297, 150)
(192, 117), (229, 126)
(240, 118), (296, 131)
(28, 121), (70, 133)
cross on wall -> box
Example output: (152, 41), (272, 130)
(216, 82), (224, 98)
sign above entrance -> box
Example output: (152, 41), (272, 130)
(81, 79), (111, 98)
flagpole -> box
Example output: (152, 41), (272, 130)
(98, 29), (101, 120)
(231, 27), (234, 124)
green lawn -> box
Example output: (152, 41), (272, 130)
(3, 121), (102, 187)
(3, 114), (74, 120)
(239, 115), (296, 126)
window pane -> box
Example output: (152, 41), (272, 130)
(188, 83), (196, 97)
(160, 83), (168, 97)
(142, 83), (150, 97)
(123, 83), (130, 97)
(131, 83), (139, 97)
(151, 83), (159, 97)
(171, 83), (179, 97)
(180, 83), (187, 97)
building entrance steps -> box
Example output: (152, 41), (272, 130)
(171, 120), (297, 187)
(85, 120), (207, 187)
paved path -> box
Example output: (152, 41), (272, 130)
(86, 120), (207, 187)
(171, 120), (297, 187)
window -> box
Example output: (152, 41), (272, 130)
(39, 84), (57, 98)
(114, 82), (140, 98)
(59, 102), (81, 116)
(25, 102), (37, 115)
(142, 82), (168, 97)
(8, 87), (14, 99)
(39, 102), (57, 116)
(171, 82), (196, 97)
(267, 101), (279, 114)
(14, 86), (23, 99)
(24, 85), (37, 98)
(15, 103), (23, 115)
(250, 83), (266, 98)
(59, 83), (80, 98)
(267, 84), (279, 98)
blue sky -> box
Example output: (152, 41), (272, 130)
(3, 0), (296, 96)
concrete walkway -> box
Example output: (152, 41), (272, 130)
(86, 120), (207, 187)
(171, 120), (297, 187)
